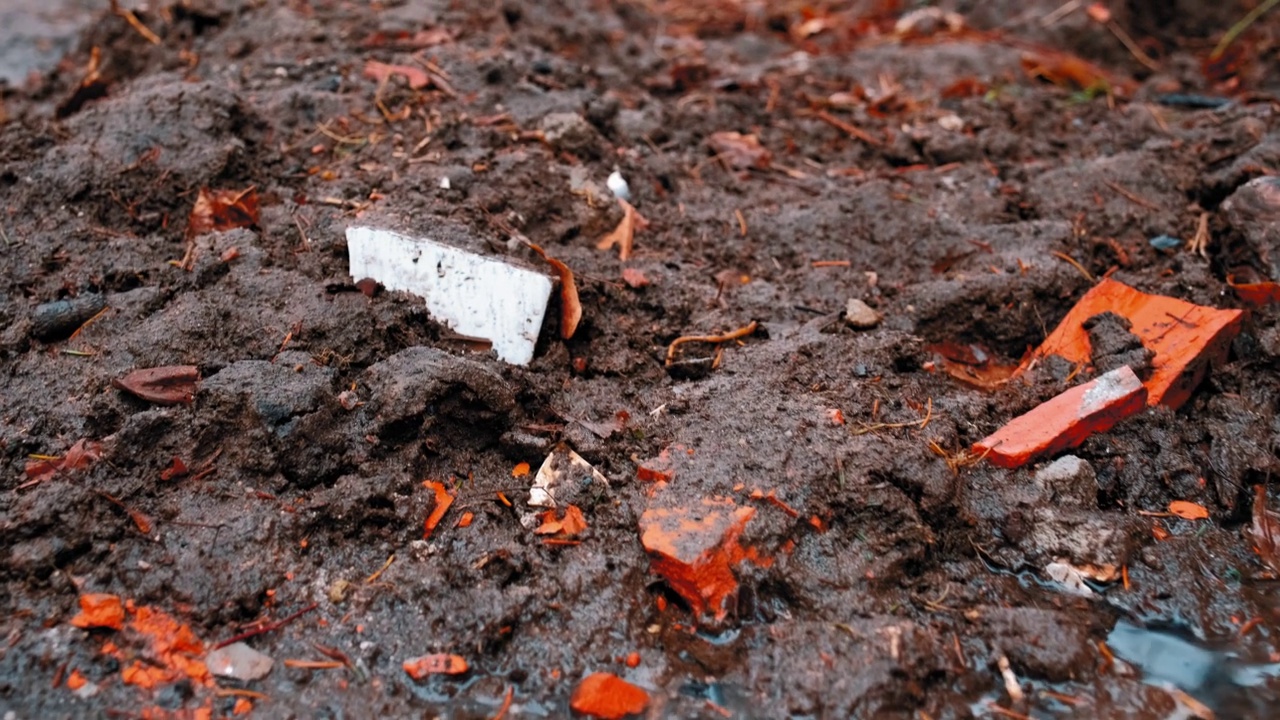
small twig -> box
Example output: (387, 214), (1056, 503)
(1106, 20), (1159, 71)
(998, 653), (1025, 702)
(805, 109), (881, 146)
(1104, 181), (1160, 210)
(211, 602), (318, 650)
(811, 260), (851, 268)
(365, 554), (395, 584)
(1212, 0), (1280, 59)
(852, 398), (933, 435)
(67, 306), (110, 342)
(1040, 0), (1081, 26)
(110, 0), (161, 45)
(1051, 251), (1095, 281)
(665, 321), (759, 367)
(283, 659), (344, 670)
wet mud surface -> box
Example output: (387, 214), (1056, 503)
(3, 0), (1280, 718)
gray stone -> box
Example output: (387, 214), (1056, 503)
(1223, 176), (1280, 280)
(845, 298), (883, 329)
(205, 642), (274, 682)
(1033, 455), (1097, 507)
(539, 112), (601, 155)
(201, 352), (335, 434)
(1022, 508), (1144, 569)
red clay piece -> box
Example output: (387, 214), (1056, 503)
(1027, 279), (1242, 409)
(974, 365), (1147, 468)
(569, 672), (649, 719)
(639, 498), (754, 620)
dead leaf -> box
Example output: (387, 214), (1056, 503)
(525, 243), (582, 339)
(597, 199), (649, 261)
(113, 366), (200, 405)
(403, 653), (468, 679)
(159, 456), (189, 481)
(363, 59), (431, 89)
(1020, 50), (1116, 92)
(22, 439), (103, 488)
(622, 268), (650, 288)
(512, 462), (531, 478)
(188, 188), (260, 238)
(534, 504), (588, 537)
(1169, 500), (1210, 521)
(423, 480), (455, 539)
(707, 131), (772, 170)
(1250, 485), (1280, 574)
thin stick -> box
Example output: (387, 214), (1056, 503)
(1104, 181), (1160, 210)
(1051, 251), (1095, 281)
(1106, 20), (1159, 71)
(111, 0), (161, 45)
(808, 110), (881, 146)
(665, 321), (759, 366)
(211, 602), (318, 650)
(1212, 0), (1280, 59)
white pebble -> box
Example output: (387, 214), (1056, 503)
(439, 176), (451, 190)
(607, 170), (629, 201)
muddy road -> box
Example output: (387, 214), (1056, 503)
(3, 1), (1280, 718)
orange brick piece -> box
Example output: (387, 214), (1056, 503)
(639, 498), (754, 620)
(570, 672), (649, 719)
(1028, 279), (1242, 409)
(974, 365), (1147, 468)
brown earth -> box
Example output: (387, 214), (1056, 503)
(3, 0), (1280, 718)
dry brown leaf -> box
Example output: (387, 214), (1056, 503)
(363, 59), (431, 89)
(707, 131), (772, 170)
(1169, 500), (1209, 521)
(526, 243), (581, 339)
(1251, 485), (1280, 574)
(188, 188), (260, 238)
(597, 199), (649, 261)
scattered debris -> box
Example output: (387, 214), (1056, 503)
(665, 321), (758, 370)
(621, 267), (650, 288)
(70, 593), (125, 631)
(189, 187), (260, 238)
(844, 298), (882, 329)
(607, 170), (630, 201)
(974, 365), (1147, 468)
(206, 642), (274, 682)
(362, 60), (430, 89)
(527, 444), (608, 512)
(1024, 279), (1243, 409)
(403, 653), (468, 679)
(569, 672), (649, 720)
(929, 341), (1019, 391)
(996, 653), (1024, 702)
(1148, 235), (1181, 251)
(597, 199), (649, 261)
(346, 226), (553, 365)
(707, 131), (772, 170)
(639, 498), (757, 620)
(534, 504), (588, 538)
(423, 480), (455, 539)
(112, 366), (200, 405)
(31, 293), (106, 342)
(1044, 561), (1096, 597)
(525, 242), (582, 340)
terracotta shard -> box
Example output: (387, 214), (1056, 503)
(569, 672), (649, 720)
(113, 366), (200, 405)
(1025, 279), (1242, 409)
(639, 498), (755, 620)
(974, 365), (1147, 469)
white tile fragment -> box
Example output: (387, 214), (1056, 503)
(347, 226), (552, 365)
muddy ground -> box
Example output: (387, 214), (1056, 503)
(3, 0), (1280, 718)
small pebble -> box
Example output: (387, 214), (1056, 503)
(1149, 235), (1181, 251)
(31, 293), (106, 342)
(844, 298), (883, 329)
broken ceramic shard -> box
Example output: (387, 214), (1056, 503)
(527, 443), (609, 514)
(346, 226), (553, 365)
(205, 641), (274, 682)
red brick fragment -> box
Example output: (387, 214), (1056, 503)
(1026, 279), (1242, 409)
(639, 498), (754, 620)
(974, 365), (1147, 468)
(70, 593), (125, 630)
(570, 672), (649, 719)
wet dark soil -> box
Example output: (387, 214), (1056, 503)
(3, 0), (1280, 718)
